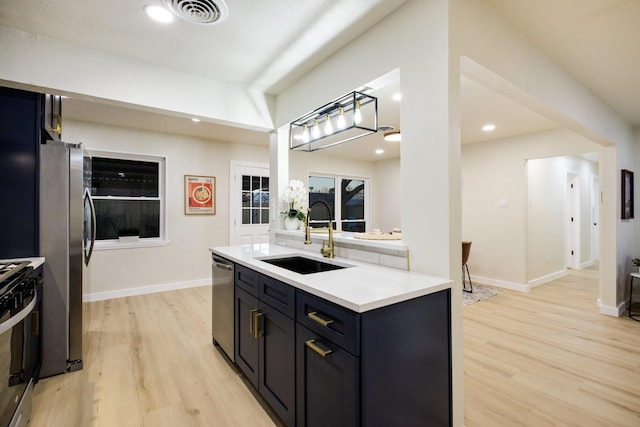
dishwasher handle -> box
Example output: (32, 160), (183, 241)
(212, 257), (233, 271)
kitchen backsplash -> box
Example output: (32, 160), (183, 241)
(273, 230), (409, 271)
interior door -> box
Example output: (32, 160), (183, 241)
(565, 174), (580, 269)
(591, 176), (600, 262)
(230, 162), (270, 246)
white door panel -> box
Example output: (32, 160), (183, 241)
(230, 162), (270, 246)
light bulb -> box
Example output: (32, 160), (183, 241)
(144, 5), (174, 23)
(311, 120), (320, 139)
(302, 125), (310, 143)
(324, 114), (333, 135)
(354, 100), (362, 125)
(337, 107), (346, 129)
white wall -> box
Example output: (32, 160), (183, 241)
(0, 26), (274, 131)
(453, 0), (634, 315)
(527, 156), (598, 283)
(64, 120), (269, 299)
(462, 129), (600, 289)
(374, 158), (402, 232)
(275, 1), (463, 423)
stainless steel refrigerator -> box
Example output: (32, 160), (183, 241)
(39, 140), (95, 377)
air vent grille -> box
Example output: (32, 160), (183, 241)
(162, 0), (229, 24)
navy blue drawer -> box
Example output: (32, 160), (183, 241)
(235, 264), (259, 296)
(259, 275), (295, 319)
(297, 291), (360, 356)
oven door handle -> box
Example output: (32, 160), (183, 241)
(0, 291), (37, 335)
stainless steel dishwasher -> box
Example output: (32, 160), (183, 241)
(211, 255), (234, 362)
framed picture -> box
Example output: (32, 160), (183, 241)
(622, 169), (634, 219)
(185, 175), (216, 215)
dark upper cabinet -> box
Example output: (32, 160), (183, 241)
(0, 86), (43, 258)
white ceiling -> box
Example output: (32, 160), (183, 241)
(1, 0), (637, 161)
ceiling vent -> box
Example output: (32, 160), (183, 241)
(378, 125), (396, 132)
(162, 0), (229, 25)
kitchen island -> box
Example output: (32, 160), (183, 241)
(210, 244), (453, 427)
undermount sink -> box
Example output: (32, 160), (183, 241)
(259, 255), (351, 275)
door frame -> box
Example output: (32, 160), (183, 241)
(229, 160), (270, 246)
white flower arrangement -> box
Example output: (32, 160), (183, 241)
(282, 179), (307, 220)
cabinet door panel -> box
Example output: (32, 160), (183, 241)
(235, 287), (259, 387)
(259, 303), (295, 427)
(0, 87), (42, 258)
(296, 324), (360, 427)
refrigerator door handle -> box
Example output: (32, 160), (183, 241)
(84, 187), (96, 266)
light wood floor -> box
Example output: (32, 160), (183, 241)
(464, 268), (640, 426)
(30, 286), (279, 427)
(29, 269), (640, 426)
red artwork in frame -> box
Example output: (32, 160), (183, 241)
(185, 175), (216, 215)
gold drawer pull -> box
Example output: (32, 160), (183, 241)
(306, 339), (332, 357)
(307, 311), (334, 326)
(249, 309), (258, 335)
(254, 312), (263, 339)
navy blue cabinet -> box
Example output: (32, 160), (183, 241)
(296, 323), (359, 427)
(0, 87), (43, 258)
(234, 266), (296, 426)
(235, 287), (260, 386)
(234, 263), (452, 427)
(297, 288), (452, 427)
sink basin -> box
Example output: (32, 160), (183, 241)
(259, 255), (350, 275)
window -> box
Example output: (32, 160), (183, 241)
(241, 174), (270, 225)
(308, 174), (368, 232)
(86, 151), (165, 242)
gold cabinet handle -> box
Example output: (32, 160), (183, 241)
(249, 309), (258, 336)
(254, 312), (263, 339)
(307, 311), (334, 326)
(306, 339), (333, 357)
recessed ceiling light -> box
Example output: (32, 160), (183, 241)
(482, 124), (496, 132)
(392, 93), (402, 102)
(144, 5), (174, 23)
(384, 131), (401, 142)
(191, 118), (201, 122)
(375, 149), (384, 155)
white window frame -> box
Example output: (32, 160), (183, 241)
(87, 149), (168, 250)
(308, 172), (371, 232)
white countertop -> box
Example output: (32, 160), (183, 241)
(210, 244), (452, 313)
(1, 257), (45, 268)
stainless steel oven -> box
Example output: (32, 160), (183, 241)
(0, 260), (42, 427)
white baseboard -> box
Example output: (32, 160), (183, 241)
(597, 298), (626, 317)
(527, 269), (568, 288)
(84, 278), (211, 302)
(470, 275), (529, 292)
(580, 260), (596, 269)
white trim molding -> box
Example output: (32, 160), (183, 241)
(527, 269), (568, 288)
(470, 275), (530, 292)
(84, 278), (210, 302)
